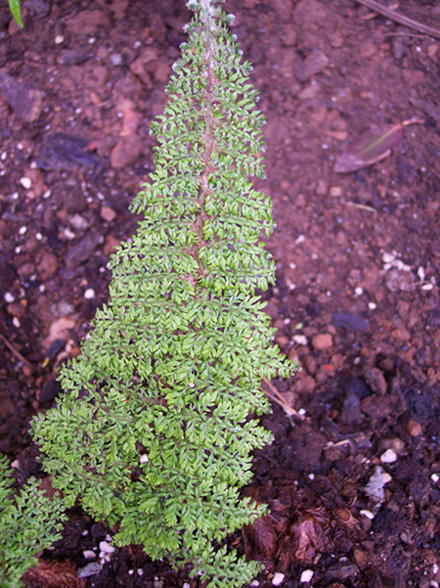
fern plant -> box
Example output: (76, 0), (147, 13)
(0, 455), (66, 588)
(32, 1), (294, 586)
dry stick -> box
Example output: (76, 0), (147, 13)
(261, 376), (301, 418)
(0, 334), (33, 372)
(354, 0), (440, 40)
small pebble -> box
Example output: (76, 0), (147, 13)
(382, 252), (395, 264)
(4, 292), (15, 303)
(407, 419), (422, 437)
(140, 454), (149, 463)
(330, 186), (342, 197)
(20, 177), (32, 189)
(293, 334), (308, 346)
(183, 583), (191, 588)
(380, 449), (397, 463)
(19, 226), (27, 235)
(54, 35), (64, 44)
(300, 569), (314, 583)
(128, 570), (134, 575)
(272, 572), (285, 586)
(84, 288), (95, 300)
(431, 473), (439, 483)
(311, 333), (333, 350)
(13, 317), (20, 327)
(43, 189), (52, 198)
(368, 302), (377, 310)
(99, 541), (115, 554)
(137, 569), (144, 576)
(250, 582), (259, 587)
(354, 286), (363, 296)
(360, 509), (375, 520)
(83, 550), (96, 559)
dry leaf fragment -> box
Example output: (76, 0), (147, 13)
(334, 117), (424, 173)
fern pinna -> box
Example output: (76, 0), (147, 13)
(32, 1), (294, 586)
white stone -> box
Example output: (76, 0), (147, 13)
(250, 582), (259, 587)
(380, 449), (397, 463)
(19, 177), (32, 190)
(83, 550), (96, 559)
(140, 454), (149, 463)
(293, 334), (308, 346)
(4, 292), (15, 303)
(300, 569), (314, 583)
(13, 317), (20, 328)
(431, 473), (439, 483)
(368, 302), (377, 310)
(272, 572), (285, 586)
(99, 541), (115, 554)
(382, 252), (395, 264)
(137, 568), (144, 576)
(354, 286), (363, 296)
(84, 288), (95, 299)
(19, 226), (27, 235)
(360, 509), (375, 520)
(55, 35), (64, 44)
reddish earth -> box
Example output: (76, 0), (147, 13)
(1, 1), (440, 587)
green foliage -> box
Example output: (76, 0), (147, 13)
(32, 0), (295, 585)
(8, 0), (23, 28)
(0, 455), (66, 588)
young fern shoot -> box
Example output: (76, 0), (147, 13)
(32, 1), (295, 586)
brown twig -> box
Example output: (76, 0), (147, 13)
(0, 334), (33, 373)
(354, 0), (440, 40)
(261, 377), (302, 418)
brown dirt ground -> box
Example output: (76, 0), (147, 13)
(1, 0), (440, 587)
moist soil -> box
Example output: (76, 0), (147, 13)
(1, 1), (440, 587)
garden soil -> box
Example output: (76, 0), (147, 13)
(1, 0), (440, 587)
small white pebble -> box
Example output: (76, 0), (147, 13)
(289, 262), (296, 269)
(381, 449), (397, 463)
(433, 563), (439, 575)
(19, 226), (27, 235)
(183, 583), (191, 588)
(360, 509), (375, 520)
(43, 189), (52, 199)
(13, 317), (20, 328)
(272, 572), (285, 586)
(82, 530), (89, 536)
(417, 266), (425, 282)
(431, 581), (439, 588)
(422, 283), (433, 291)
(83, 550), (96, 559)
(84, 289), (95, 300)
(298, 408), (306, 416)
(4, 292), (15, 303)
(1, 152), (7, 161)
(368, 302), (377, 310)
(382, 472), (392, 484)
(128, 570), (134, 576)
(17, 142), (23, 150)
(382, 252), (395, 264)
(88, 36), (96, 44)
(293, 334), (308, 346)
(431, 473), (439, 483)
(137, 568), (144, 576)
(39, 284), (46, 292)
(354, 286), (363, 296)
(140, 454), (149, 463)
(308, 473), (315, 480)
(15, 246), (21, 254)
(11, 460), (19, 469)
(54, 34), (64, 44)
(99, 541), (115, 554)
(300, 569), (314, 583)
(20, 177), (32, 190)
(250, 582), (259, 588)
(295, 234), (305, 244)
(12, 192), (19, 200)
(36, 232), (43, 240)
